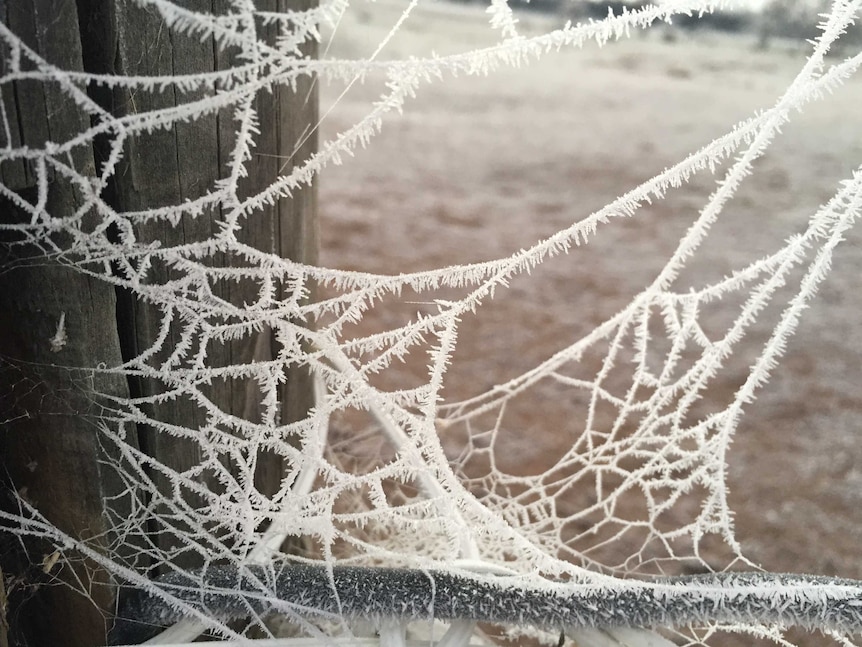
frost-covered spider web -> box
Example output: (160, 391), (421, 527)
(2, 0), (862, 646)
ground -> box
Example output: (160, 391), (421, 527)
(315, 3), (862, 643)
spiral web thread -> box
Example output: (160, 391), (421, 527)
(1, 0), (862, 645)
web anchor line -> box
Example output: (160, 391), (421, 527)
(111, 564), (862, 644)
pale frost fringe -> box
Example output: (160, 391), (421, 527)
(114, 564), (862, 644)
(1, 0), (861, 646)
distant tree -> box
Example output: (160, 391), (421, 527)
(760, 0), (862, 51)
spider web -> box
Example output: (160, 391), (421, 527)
(1, 0), (862, 645)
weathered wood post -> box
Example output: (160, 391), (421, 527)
(0, 0), (318, 644)
(79, 0), (319, 569)
(0, 2), (133, 645)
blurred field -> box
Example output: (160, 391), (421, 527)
(315, 1), (862, 638)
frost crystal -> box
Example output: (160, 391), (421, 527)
(1, 0), (861, 646)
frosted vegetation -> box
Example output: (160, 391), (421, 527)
(2, 0), (862, 646)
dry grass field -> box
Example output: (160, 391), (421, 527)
(315, 3), (862, 641)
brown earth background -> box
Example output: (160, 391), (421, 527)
(314, 3), (862, 644)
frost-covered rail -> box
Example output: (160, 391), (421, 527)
(112, 564), (862, 643)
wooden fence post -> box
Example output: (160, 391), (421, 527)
(0, 0), (318, 643)
(0, 2), (133, 645)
